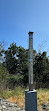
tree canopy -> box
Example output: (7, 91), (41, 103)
(0, 42), (49, 88)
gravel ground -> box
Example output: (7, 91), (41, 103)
(0, 99), (48, 111)
(0, 99), (25, 111)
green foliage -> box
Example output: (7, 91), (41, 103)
(11, 86), (25, 96)
(5, 43), (18, 74)
(4, 44), (29, 85)
(17, 46), (28, 73)
(34, 52), (49, 88)
(0, 65), (8, 82)
(17, 46), (28, 85)
(0, 42), (5, 62)
(0, 65), (8, 90)
(6, 75), (24, 89)
(0, 86), (25, 99)
(3, 42), (49, 88)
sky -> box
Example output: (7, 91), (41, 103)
(0, 0), (49, 56)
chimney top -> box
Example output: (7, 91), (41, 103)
(28, 32), (34, 35)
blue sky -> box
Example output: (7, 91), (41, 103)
(0, 0), (49, 56)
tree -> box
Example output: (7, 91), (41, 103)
(0, 42), (5, 63)
(5, 43), (18, 74)
(33, 51), (49, 88)
(16, 46), (28, 85)
(0, 65), (8, 91)
(4, 42), (49, 88)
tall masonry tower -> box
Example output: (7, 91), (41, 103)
(25, 32), (37, 111)
(29, 32), (33, 91)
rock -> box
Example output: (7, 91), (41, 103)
(2, 105), (6, 109)
(0, 99), (25, 111)
(0, 105), (2, 110)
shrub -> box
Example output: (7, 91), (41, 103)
(6, 75), (24, 89)
(0, 65), (8, 91)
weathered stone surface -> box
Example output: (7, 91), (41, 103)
(0, 99), (25, 111)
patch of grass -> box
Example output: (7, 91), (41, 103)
(0, 90), (12, 99)
(0, 86), (25, 99)
(12, 86), (25, 96)
(37, 88), (49, 105)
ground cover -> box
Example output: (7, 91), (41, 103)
(0, 87), (49, 109)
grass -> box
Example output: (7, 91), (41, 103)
(0, 87), (49, 108)
(37, 88), (49, 105)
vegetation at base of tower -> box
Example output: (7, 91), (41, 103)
(0, 86), (49, 108)
(0, 42), (49, 89)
